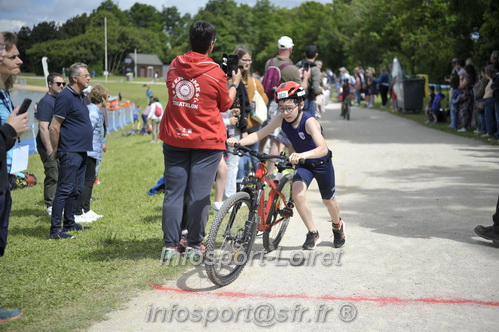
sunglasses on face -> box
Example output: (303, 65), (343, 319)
(54, 82), (66, 87)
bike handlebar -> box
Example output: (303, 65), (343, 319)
(232, 143), (305, 165)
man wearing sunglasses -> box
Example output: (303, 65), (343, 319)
(36, 73), (65, 217)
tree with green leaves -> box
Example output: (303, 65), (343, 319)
(15, 0), (499, 84)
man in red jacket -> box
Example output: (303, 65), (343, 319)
(159, 20), (241, 260)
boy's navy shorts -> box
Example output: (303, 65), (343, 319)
(293, 159), (336, 200)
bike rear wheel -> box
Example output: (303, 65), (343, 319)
(205, 192), (256, 287)
(346, 102), (350, 120)
(262, 174), (293, 253)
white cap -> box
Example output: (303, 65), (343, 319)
(278, 36), (294, 50)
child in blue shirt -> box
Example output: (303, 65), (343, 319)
(431, 85), (446, 124)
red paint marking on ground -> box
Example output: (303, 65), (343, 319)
(148, 284), (499, 307)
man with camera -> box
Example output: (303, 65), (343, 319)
(296, 45), (323, 118)
(159, 20), (242, 260)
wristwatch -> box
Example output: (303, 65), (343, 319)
(230, 84), (239, 89)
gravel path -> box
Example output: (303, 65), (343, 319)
(89, 102), (499, 331)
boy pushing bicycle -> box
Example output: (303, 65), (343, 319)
(227, 81), (346, 249)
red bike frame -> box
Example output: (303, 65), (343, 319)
(252, 161), (290, 232)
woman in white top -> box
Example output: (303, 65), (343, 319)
(147, 97), (163, 143)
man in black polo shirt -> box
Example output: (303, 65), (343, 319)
(36, 73), (65, 217)
(49, 63), (93, 239)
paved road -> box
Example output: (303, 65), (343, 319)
(89, 102), (499, 331)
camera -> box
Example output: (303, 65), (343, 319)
(222, 53), (239, 78)
(303, 62), (310, 72)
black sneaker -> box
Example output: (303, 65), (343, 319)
(302, 231), (320, 250)
(332, 219), (346, 248)
(474, 225), (499, 246)
(62, 223), (90, 232)
(49, 231), (74, 240)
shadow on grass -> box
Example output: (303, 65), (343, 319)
(9, 224), (48, 239)
(140, 214), (163, 223)
(82, 236), (162, 261)
(10, 206), (46, 218)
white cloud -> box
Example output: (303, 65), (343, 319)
(0, 19), (27, 32)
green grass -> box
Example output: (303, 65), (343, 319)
(1, 126), (217, 331)
(18, 75), (166, 108)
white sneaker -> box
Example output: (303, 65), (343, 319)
(75, 213), (94, 223)
(46, 206), (52, 216)
(457, 128), (467, 133)
(212, 201), (222, 212)
(84, 210), (103, 220)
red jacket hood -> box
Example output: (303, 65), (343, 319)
(159, 51), (233, 150)
(173, 51), (221, 79)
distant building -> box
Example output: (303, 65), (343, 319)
(123, 53), (164, 78)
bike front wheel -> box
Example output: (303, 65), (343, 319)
(263, 174), (293, 253)
(205, 192), (256, 287)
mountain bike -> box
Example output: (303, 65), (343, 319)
(205, 144), (301, 287)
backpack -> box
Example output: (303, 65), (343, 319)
(262, 58), (293, 100)
(154, 104), (162, 117)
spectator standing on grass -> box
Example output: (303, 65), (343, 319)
(481, 66), (496, 139)
(424, 85), (436, 124)
(490, 62), (499, 142)
(365, 67), (377, 108)
(74, 84), (108, 223)
(159, 20), (242, 260)
(375, 67), (390, 108)
(147, 97), (162, 143)
(35, 73), (65, 217)
(141, 100), (151, 134)
(145, 84), (153, 104)
(48, 62), (93, 239)
(449, 75), (461, 130)
(431, 85), (446, 124)
(473, 67), (488, 135)
(354, 67), (364, 106)
(0, 31), (29, 323)
(456, 65), (475, 132)
(133, 104), (140, 130)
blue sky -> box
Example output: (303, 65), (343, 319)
(0, 0), (333, 32)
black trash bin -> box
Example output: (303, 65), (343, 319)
(397, 78), (425, 113)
